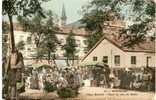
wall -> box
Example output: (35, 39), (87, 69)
(81, 39), (155, 68)
(82, 39), (127, 68)
(126, 52), (155, 67)
(13, 30), (87, 60)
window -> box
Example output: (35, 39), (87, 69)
(131, 56), (136, 64)
(114, 55), (120, 65)
(103, 56), (108, 64)
(27, 37), (31, 44)
(27, 48), (31, 51)
(83, 47), (88, 53)
(76, 40), (80, 46)
(83, 40), (87, 45)
(93, 56), (97, 61)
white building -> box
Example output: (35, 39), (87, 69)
(12, 28), (87, 59)
(81, 35), (155, 68)
(14, 30), (36, 58)
(11, 4), (88, 61)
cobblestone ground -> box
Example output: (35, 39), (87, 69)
(19, 87), (155, 100)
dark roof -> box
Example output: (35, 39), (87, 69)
(55, 31), (88, 37)
(66, 20), (125, 29)
(81, 35), (155, 61)
(66, 20), (85, 28)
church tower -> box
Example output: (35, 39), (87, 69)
(61, 4), (67, 26)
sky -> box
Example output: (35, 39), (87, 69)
(2, 0), (138, 25)
(42, 0), (90, 24)
(3, 0), (90, 24)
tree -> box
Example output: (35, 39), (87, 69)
(35, 47), (47, 62)
(3, 0), (47, 52)
(41, 30), (59, 64)
(18, 13), (45, 47)
(42, 11), (59, 64)
(17, 10), (59, 63)
(81, 0), (123, 50)
(64, 31), (77, 66)
(2, 21), (9, 58)
(2, 0), (49, 99)
(81, 0), (155, 49)
(17, 13), (47, 61)
(119, 0), (155, 47)
(2, 21), (10, 86)
(16, 40), (25, 50)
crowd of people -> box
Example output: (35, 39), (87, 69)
(24, 64), (155, 92)
(117, 68), (155, 91)
(25, 66), (84, 91)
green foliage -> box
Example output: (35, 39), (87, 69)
(18, 10), (59, 61)
(2, 0), (48, 17)
(2, 0), (50, 98)
(39, 11), (59, 61)
(64, 31), (77, 66)
(38, 64), (52, 70)
(81, 0), (123, 50)
(44, 81), (57, 92)
(57, 87), (77, 98)
(2, 0), (49, 53)
(2, 21), (9, 57)
(35, 47), (46, 59)
(18, 14), (46, 47)
(81, 0), (155, 48)
(41, 31), (58, 62)
(145, 1), (155, 17)
(16, 40), (25, 50)
(2, 21), (9, 34)
(64, 31), (77, 59)
(119, 0), (155, 47)
(133, 0), (144, 12)
(2, 42), (8, 58)
(87, 32), (103, 50)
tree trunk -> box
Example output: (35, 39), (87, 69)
(52, 54), (56, 66)
(8, 15), (15, 53)
(48, 51), (51, 64)
(66, 58), (70, 67)
(7, 15), (17, 100)
(72, 55), (74, 66)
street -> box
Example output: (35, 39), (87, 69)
(19, 87), (155, 100)
(78, 87), (155, 100)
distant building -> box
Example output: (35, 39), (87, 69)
(11, 27), (88, 60)
(13, 30), (35, 58)
(81, 35), (155, 68)
(61, 4), (67, 27)
(3, 5), (138, 67)
(10, 20), (128, 60)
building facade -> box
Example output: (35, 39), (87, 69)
(81, 36), (155, 68)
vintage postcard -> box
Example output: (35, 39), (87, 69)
(2, 0), (155, 100)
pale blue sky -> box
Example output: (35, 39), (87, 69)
(3, 0), (132, 24)
(3, 0), (89, 24)
(42, 0), (90, 24)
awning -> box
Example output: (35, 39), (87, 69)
(28, 64), (52, 69)
(79, 61), (106, 67)
(79, 61), (98, 66)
